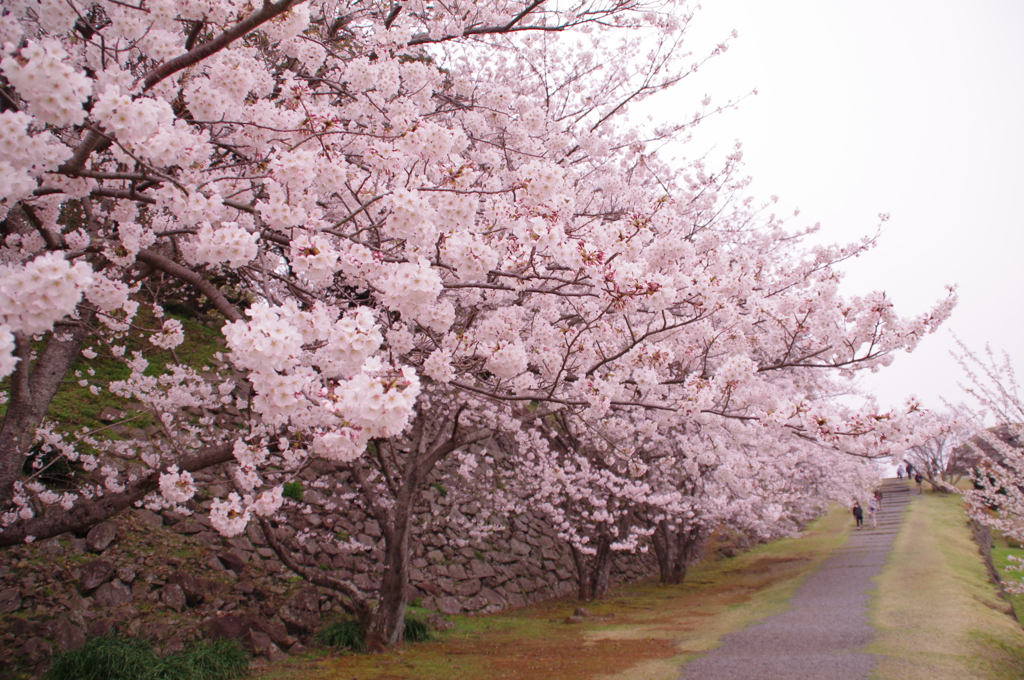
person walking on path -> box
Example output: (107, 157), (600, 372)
(897, 465), (904, 480)
(906, 462), (914, 479)
(874, 488), (883, 509)
(915, 472), (924, 494)
(852, 501), (864, 528)
(867, 498), (878, 528)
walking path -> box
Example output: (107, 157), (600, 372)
(678, 478), (911, 680)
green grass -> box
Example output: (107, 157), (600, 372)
(254, 496), (1024, 680)
(868, 491), (1024, 680)
(402, 617), (431, 643)
(314, 616), (433, 653)
(991, 533), (1024, 621)
(2, 310), (224, 433)
(46, 635), (153, 680)
(46, 636), (248, 680)
(147, 639), (250, 680)
(314, 620), (365, 653)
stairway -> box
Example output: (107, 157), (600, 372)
(862, 478), (912, 534)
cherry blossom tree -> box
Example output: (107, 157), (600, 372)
(952, 343), (1024, 591)
(0, 0), (745, 647)
(905, 410), (971, 490)
(0, 0), (957, 648)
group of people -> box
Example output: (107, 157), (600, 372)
(897, 463), (925, 493)
(853, 464), (929, 528)
(852, 487), (884, 529)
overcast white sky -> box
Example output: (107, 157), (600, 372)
(646, 0), (1024, 412)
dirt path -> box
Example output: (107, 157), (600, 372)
(678, 479), (911, 680)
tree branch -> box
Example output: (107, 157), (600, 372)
(135, 249), (245, 323)
(143, 0), (301, 91)
(0, 441), (236, 547)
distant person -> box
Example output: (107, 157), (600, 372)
(915, 472), (924, 494)
(868, 498), (878, 528)
(874, 488), (883, 509)
(852, 501), (864, 528)
(896, 465), (904, 480)
(905, 463), (914, 479)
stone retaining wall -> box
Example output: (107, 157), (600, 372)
(1, 462), (656, 676)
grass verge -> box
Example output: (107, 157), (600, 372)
(868, 491), (1024, 680)
(45, 636), (248, 680)
(255, 510), (851, 680)
(991, 531), (1024, 622)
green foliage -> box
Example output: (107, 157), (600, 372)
(429, 482), (447, 497)
(315, 620), (365, 653)
(46, 635), (152, 680)
(282, 481), (304, 502)
(147, 639), (249, 680)
(45, 636), (249, 680)
(990, 531), (1024, 621)
(314, 615), (431, 653)
(402, 617), (431, 643)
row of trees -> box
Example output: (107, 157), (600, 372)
(0, 0), (954, 649)
(946, 346), (1024, 592)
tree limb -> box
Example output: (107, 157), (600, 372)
(143, 0), (302, 92)
(135, 249), (245, 323)
(0, 441), (236, 547)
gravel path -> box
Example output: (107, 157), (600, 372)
(678, 479), (911, 680)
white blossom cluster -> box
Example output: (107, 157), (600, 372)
(0, 39), (91, 126)
(185, 222), (259, 269)
(0, 252), (92, 337)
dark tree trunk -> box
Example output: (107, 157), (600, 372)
(653, 521), (703, 585)
(354, 411), (485, 651)
(363, 471), (418, 652)
(571, 545), (593, 601)
(571, 535), (614, 600)
(591, 535), (613, 600)
(652, 520), (676, 584)
(0, 319), (92, 507)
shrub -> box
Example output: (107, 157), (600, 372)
(148, 640), (249, 680)
(402, 617), (431, 643)
(46, 635), (152, 680)
(314, 615), (431, 652)
(315, 620), (365, 653)
(282, 481), (304, 502)
(46, 635), (249, 680)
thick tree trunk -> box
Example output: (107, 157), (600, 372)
(0, 318), (92, 507)
(570, 545), (593, 601)
(363, 474), (417, 652)
(571, 535), (614, 600)
(271, 412), (484, 651)
(652, 520), (677, 584)
(653, 521), (702, 585)
(675, 526), (703, 584)
(590, 535), (613, 600)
